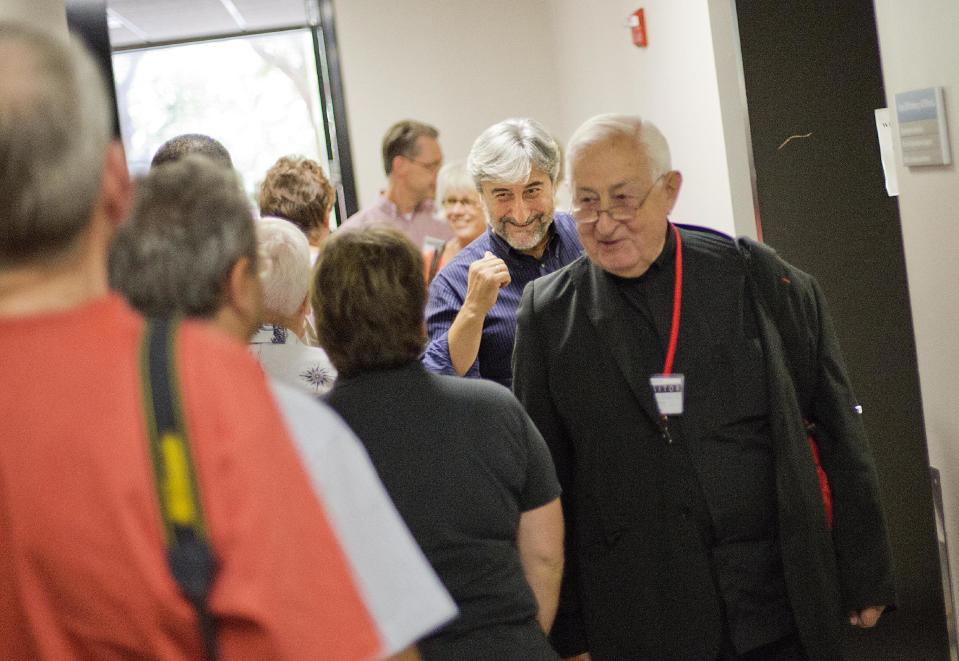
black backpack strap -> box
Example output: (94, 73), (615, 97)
(140, 318), (219, 661)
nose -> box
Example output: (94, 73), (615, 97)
(594, 209), (619, 234)
(510, 198), (529, 221)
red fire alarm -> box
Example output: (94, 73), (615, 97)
(630, 8), (648, 48)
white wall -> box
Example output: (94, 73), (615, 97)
(873, 0), (959, 633)
(332, 0), (562, 210)
(332, 0), (755, 237)
(547, 0), (749, 237)
(0, 0), (67, 34)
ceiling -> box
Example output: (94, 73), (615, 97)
(106, 0), (313, 49)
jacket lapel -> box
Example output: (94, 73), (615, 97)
(578, 260), (663, 426)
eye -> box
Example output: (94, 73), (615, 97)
(523, 187), (542, 199)
(494, 192), (512, 202)
(575, 194), (599, 207)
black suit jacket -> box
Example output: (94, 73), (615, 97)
(512, 229), (896, 661)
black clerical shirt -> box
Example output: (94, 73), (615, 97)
(609, 224), (795, 655)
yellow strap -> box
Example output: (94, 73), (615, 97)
(160, 432), (198, 527)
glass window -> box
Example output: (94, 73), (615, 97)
(113, 30), (336, 220)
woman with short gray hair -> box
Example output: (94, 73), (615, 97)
(425, 161), (487, 283)
(248, 216), (336, 394)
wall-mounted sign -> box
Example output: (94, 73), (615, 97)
(894, 87), (951, 167)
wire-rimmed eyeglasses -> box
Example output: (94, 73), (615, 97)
(571, 175), (664, 225)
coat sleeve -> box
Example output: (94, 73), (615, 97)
(512, 282), (588, 656)
(802, 273), (897, 612)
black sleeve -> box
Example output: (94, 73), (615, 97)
(513, 281), (589, 657)
(804, 273), (898, 612)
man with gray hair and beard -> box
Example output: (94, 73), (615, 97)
(423, 117), (582, 388)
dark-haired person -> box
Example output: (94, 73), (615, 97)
(151, 133), (233, 170)
(259, 155), (336, 264)
(316, 227), (564, 661)
(340, 119), (452, 250)
(0, 24), (451, 659)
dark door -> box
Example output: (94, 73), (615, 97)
(735, 2), (949, 659)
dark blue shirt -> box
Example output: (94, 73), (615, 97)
(423, 212), (582, 388)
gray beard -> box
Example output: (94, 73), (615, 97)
(495, 213), (550, 252)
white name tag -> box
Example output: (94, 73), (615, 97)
(650, 374), (684, 416)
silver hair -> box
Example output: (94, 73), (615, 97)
(256, 216), (311, 318)
(435, 161), (476, 210)
(0, 23), (112, 267)
(566, 113), (671, 181)
(467, 118), (561, 188)
(108, 155), (256, 318)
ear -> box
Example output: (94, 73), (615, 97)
(391, 154), (407, 177)
(662, 170), (683, 214)
(101, 140), (133, 226)
(228, 256), (263, 329)
(297, 293), (310, 319)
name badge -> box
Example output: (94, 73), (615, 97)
(650, 374), (684, 416)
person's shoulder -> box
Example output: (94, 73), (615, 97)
(677, 223), (737, 256)
(529, 253), (590, 300)
(342, 197), (390, 229)
(340, 208), (370, 229)
(178, 320), (274, 402)
(180, 319), (255, 362)
(433, 370), (513, 400)
(430, 373), (528, 423)
(736, 233), (817, 288)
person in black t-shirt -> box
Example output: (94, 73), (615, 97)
(313, 226), (564, 661)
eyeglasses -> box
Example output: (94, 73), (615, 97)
(571, 175), (664, 225)
(403, 155), (443, 173)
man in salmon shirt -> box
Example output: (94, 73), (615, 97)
(0, 23), (452, 660)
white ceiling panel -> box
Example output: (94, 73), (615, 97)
(108, 0), (311, 49)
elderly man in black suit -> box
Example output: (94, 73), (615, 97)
(512, 113), (895, 661)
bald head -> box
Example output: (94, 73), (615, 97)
(0, 23), (112, 267)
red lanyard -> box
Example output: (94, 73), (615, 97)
(662, 224), (683, 375)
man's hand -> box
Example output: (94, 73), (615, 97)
(463, 251), (511, 315)
(849, 605), (886, 628)
(447, 251), (511, 375)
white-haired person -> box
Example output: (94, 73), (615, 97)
(422, 118), (583, 388)
(424, 161), (487, 283)
(249, 216), (337, 394)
